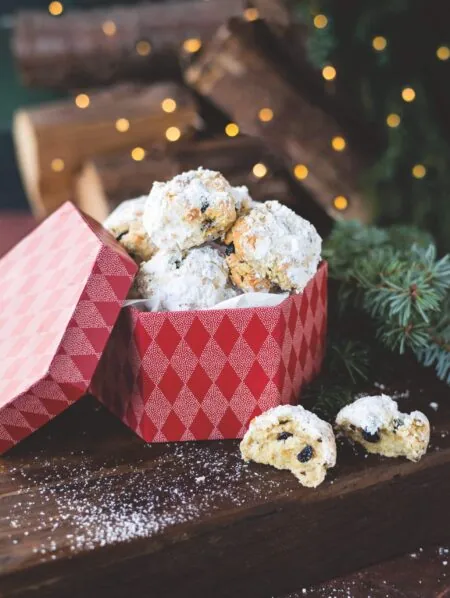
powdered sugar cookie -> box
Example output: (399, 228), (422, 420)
(225, 201), (321, 292)
(133, 245), (237, 311)
(335, 394), (430, 462)
(103, 196), (155, 263)
(142, 168), (252, 251)
(240, 405), (336, 487)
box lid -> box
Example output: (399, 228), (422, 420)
(0, 202), (137, 453)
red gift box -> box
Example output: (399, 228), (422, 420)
(91, 263), (327, 442)
(0, 202), (327, 452)
(0, 203), (137, 453)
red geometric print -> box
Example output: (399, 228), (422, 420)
(92, 262), (328, 443)
(0, 202), (137, 453)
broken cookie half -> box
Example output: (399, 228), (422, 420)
(335, 394), (430, 462)
(240, 405), (337, 488)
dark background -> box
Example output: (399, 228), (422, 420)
(0, 0), (142, 210)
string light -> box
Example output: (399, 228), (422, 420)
(401, 87), (416, 102)
(372, 36), (387, 51)
(131, 147), (146, 161)
(165, 126), (181, 142)
(183, 38), (202, 53)
(115, 118), (130, 132)
(331, 136), (346, 151)
(51, 158), (65, 172)
(258, 108), (273, 122)
(333, 196), (348, 211)
(102, 21), (117, 36)
(386, 113), (401, 128)
(412, 164), (427, 179)
(48, 1), (63, 16)
(243, 7), (259, 21)
(75, 94), (90, 109)
(322, 65), (336, 81)
(313, 14), (328, 29)
(293, 164), (309, 180)
(437, 46), (450, 61)
(225, 123), (239, 137)
(136, 41), (152, 56)
(161, 98), (177, 113)
(252, 163), (267, 178)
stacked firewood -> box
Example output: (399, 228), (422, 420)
(11, 0), (371, 223)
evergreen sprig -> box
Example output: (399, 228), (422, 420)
(325, 220), (450, 374)
(307, 221), (450, 418)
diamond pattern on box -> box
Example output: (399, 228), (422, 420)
(92, 262), (327, 443)
(0, 203), (137, 453)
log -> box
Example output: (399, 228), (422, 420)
(12, 0), (245, 89)
(13, 83), (198, 218)
(185, 20), (372, 223)
(76, 137), (295, 222)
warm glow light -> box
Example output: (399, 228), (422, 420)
(294, 164), (309, 180)
(165, 126), (181, 142)
(258, 108), (273, 122)
(333, 195), (348, 211)
(183, 38), (202, 53)
(244, 7), (259, 21)
(102, 20), (117, 36)
(115, 118), (130, 132)
(372, 36), (387, 51)
(48, 1), (63, 16)
(252, 163), (267, 178)
(51, 158), (65, 172)
(225, 123), (239, 137)
(437, 46), (450, 61)
(75, 94), (90, 109)
(386, 113), (401, 128)
(313, 14), (328, 29)
(331, 136), (346, 151)
(161, 98), (177, 113)
(322, 65), (336, 81)
(131, 147), (146, 161)
(402, 87), (416, 102)
(136, 40), (152, 56)
(412, 164), (427, 179)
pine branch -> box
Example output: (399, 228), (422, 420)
(306, 221), (450, 416)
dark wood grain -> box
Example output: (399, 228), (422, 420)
(0, 369), (449, 597)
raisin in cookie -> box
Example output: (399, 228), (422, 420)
(225, 201), (321, 293)
(103, 196), (155, 263)
(142, 168), (251, 251)
(240, 405), (336, 487)
(335, 394), (430, 462)
(133, 245), (237, 311)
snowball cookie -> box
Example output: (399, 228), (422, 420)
(335, 394), (430, 462)
(103, 196), (155, 263)
(240, 405), (337, 488)
(143, 168), (252, 251)
(225, 201), (322, 293)
(133, 245), (237, 311)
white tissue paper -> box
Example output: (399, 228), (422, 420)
(123, 292), (290, 312)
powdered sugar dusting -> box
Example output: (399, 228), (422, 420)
(4, 443), (292, 558)
(133, 246), (236, 311)
(229, 201), (322, 292)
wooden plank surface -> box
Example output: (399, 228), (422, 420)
(1, 370), (450, 597)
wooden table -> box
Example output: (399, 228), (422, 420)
(1, 213), (450, 597)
